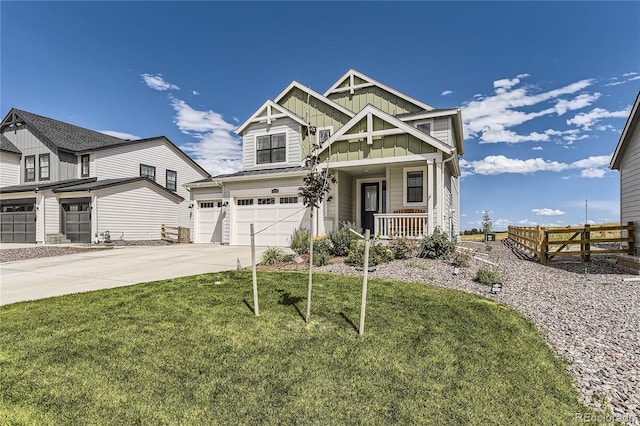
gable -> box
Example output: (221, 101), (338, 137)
(610, 91), (640, 170)
(324, 69), (435, 115)
(276, 85), (353, 130)
(236, 100), (307, 136)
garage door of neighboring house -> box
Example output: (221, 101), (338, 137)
(234, 195), (307, 246)
(197, 201), (223, 243)
(0, 199), (36, 243)
(61, 198), (91, 243)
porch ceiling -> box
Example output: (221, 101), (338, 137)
(330, 160), (427, 177)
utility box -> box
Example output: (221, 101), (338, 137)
(485, 233), (495, 242)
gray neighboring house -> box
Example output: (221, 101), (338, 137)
(610, 91), (640, 256)
(0, 108), (210, 243)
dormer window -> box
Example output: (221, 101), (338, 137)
(417, 123), (431, 134)
(81, 154), (90, 177)
(39, 154), (50, 181)
(25, 156), (35, 182)
(256, 133), (286, 164)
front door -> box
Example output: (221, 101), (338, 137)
(361, 182), (379, 234)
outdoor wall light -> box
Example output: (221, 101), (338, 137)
(271, 188), (279, 194)
(222, 201), (229, 207)
(490, 283), (502, 294)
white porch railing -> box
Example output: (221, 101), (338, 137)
(374, 213), (428, 239)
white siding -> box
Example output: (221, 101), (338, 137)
(619, 120), (640, 253)
(94, 182), (179, 241)
(241, 118), (301, 170)
(0, 152), (20, 186)
(94, 139), (208, 228)
(432, 117), (451, 147)
(44, 191), (60, 236)
(3, 128), (59, 184)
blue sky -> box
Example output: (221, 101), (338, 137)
(2, 1), (639, 231)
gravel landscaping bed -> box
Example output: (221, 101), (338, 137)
(316, 241), (640, 425)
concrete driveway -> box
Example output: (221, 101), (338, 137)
(0, 244), (268, 306)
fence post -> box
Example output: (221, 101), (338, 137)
(161, 224), (166, 240)
(582, 224), (591, 262)
(627, 221), (636, 255)
(359, 229), (371, 336)
(541, 230), (549, 264)
(250, 223), (259, 316)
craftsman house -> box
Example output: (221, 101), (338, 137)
(0, 109), (210, 243)
(187, 69), (464, 246)
(610, 91), (640, 256)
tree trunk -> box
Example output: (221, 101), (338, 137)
(306, 207), (314, 323)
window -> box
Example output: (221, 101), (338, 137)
(406, 171), (424, 203)
(81, 154), (90, 177)
(258, 198), (275, 205)
(200, 201), (221, 208)
(140, 164), (156, 181)
(417, 123), (431, 134)
(166, 170), (177, 191)
(39, 154), (50, 180)
(280, 196), (299, 204)
(237, 199), (254, 206)
(256, 133), (286, 164)
(317, 127), (332, 145)
(25, 156), (35, 182)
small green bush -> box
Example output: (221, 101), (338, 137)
(450, 250), (471, 267)
(329, 227), (359, 256)
(388, 237), (418, 259)
(346, 240), (393, 267)
(313, 234), (333, 256)
(289, 228), (310, 254)
(417, 227), (454, 259)
(475, 265), (504, 285)
(261, 247), (285, 265)
(313, 252), (332, 267)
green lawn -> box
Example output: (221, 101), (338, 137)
(1, 271), (599, 425)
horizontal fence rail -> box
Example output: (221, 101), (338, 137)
(508, 222), (635, 263)
(374, 213), (428, 239)
(161, 224), (190, 243)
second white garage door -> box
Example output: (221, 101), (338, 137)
(234, 195), (308, 246)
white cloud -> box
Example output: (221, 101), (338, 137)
(99, 130), (140, 140)
(622, 72), (638, 77)
(192, 90), (200, 96)
(441, 90), (453, 96)
(532, 208), (565, 216)
(141, 73), (180, 91)
(628, 75), (640, 82)
(567, 107), (631, 130)
(532, 146), (543, 151)
(554, 93), (600, 115)
(463, 75), (595, 144)
(169, 98), (242, 175)
(462, 154), (611, 178)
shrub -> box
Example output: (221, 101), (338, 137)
(313, 252), (332, 267)
(346, 240), (393, 267)
(289, 228), (310, 254)
(329, 227), (359, 256)
(450, 250), (471, 267)
(313, 234), (333, 256)
(417, 227), (454, 259)
(261, 247), (285, 265)
(475, 265), (504, 285)
(388, 237), (418, 259)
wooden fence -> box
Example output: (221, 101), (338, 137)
(508, 222), (635, 263)
(161, 224), (190, 243)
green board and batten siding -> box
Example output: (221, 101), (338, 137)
(328, 86), (424, 117)
(322, 134), (436, 164)
(277, 87), (352, 158)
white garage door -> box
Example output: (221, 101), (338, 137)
(197, 201), (222, 243)
(234, 195), (308, 246)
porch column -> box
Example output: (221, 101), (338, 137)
(435, 160), (444, 230)
(427, 160), (435, 235)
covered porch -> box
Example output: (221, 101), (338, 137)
(320, 155), (457, 240)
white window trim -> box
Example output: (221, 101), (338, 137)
(403, 166), (427, 207)
(253, 130), (288, 167)
(316, 126), (333, 146)
(414, 119), (433, 136)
